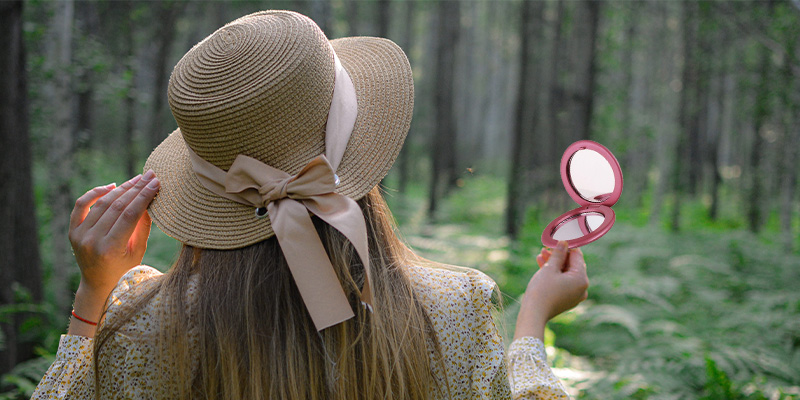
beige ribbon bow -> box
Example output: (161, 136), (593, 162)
(189, 150), (372, 331)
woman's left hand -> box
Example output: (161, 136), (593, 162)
(68, 170), (160, 311)
(514, 241), (589, 341)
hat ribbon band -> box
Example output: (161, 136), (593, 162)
(188, 150), (372, 331)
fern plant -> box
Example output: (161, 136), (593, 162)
(510, 219), (800, 399)
(0, 354), (55, 400)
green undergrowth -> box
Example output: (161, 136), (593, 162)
(389, 176), (800, 399)
(508, 204), (800, 398)
(3, 173), (799, 399)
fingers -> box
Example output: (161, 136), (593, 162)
(536, 248), (552, 268)
(566, 248), (586, 273)
(543, 241), (569, 270)
(566, 248), (589, 298)
(129, 210), (152, 253)
(109, 177), (159, 249)
(80, 175), (143, 230)
(94, 170), (156, 238)
(70, 183), (116, 231)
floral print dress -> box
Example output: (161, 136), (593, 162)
(32, 265), (569, 399)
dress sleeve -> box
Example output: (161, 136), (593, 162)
(31, 266), (163, 399)
(30, 335), (96, 399)
(506, 337), (570, 399)
(463, 270), (569, 399)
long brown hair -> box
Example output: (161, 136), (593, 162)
(94, 188), (445, 399)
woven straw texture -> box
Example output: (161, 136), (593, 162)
(144, 11), (413, 249)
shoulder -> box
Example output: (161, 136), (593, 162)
(403, 262), (501, 347)
(103, 266), (165, 337)
(404, 263), (498, 313)
(106, 266), (164, 309)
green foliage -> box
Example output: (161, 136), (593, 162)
(702, 356), (770, 400)
(0, 287), (59, 399)
(438, 175), (507, 236)
(1, 283), (65, 358)
(391, 178), (800, 399)
(511, 214), (800, 399)
(0, 353), (55, 400)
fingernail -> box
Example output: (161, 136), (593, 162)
(143, 170), (155, 181)
(105, 182), (116, 189)
(146, 178), (160, 189)
(559, 241), (568, 250)
(130, 174), (143, 184)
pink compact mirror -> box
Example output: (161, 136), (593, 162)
(541, 140), (623, 249)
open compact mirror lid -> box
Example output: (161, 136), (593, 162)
(561, 140), (623, 207)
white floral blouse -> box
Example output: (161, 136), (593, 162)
(32, 265), (569, 399)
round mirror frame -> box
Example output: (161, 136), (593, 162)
(542, 140), (623, 249)
(542, 206), (615, 249)
(562, 140), (623, 207)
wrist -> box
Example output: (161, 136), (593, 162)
(514, 301), (549, 341)
(68, 282), (111, 338)
(74, 281), (112, 321)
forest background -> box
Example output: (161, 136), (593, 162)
(1, 0), (799, 399)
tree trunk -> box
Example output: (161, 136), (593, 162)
(620, 2), (640, 206)
(149, 2), (184, 152)
(540, 1), (565, 203)
(778, 27), (798, 252)
(567, 0), (600, 142)
(345, 0), (359, 36)
(398, 0), (414, 193)
(311, 0), (332, 35)
(545, 1), (565, 162)
(473, 2), (494, 164)
(376, 0), (390, 39)
(647, 2), (673, 225)
(122, 1), (137, 177)
(74, 1), (99, 153)
(427, 0), (460, 220)
(0, 0), (44, 375)
(708, 72), (725, 221)
(747, 37), (772, 233)
(671, 1), (699, 232)
(707, 9), (727, 221)
(49, 0), (76, 311)
(505, 0), (537, 238)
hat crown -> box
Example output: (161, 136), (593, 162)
(168, 11), (335, 173)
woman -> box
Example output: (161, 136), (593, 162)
(33, 11), (588, 400)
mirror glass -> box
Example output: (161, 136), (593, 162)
(569, 149), (615, 203)
(551, 212), (605, 241)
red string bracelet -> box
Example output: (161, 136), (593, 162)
(71, 310), (98, 326)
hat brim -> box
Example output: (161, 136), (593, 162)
(144, 37), (413, 250)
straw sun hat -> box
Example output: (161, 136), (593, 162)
(144, 10), (413, 250)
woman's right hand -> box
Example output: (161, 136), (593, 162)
(67, 171), (159, 336)
(514, 241), (589, 341)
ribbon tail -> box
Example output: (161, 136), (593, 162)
(268, 200), (355, 331)
(304, 194), (373, 308)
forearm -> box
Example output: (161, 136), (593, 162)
(67, 281), (111, 338)
(513, 292), (548, 341)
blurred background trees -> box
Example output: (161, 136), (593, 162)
(1, 0), (799, 398)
